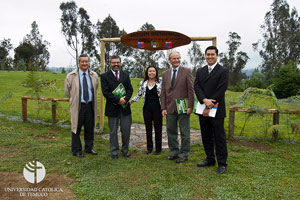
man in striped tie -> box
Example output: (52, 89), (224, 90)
(65, 54), (99, 158)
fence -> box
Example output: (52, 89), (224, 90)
(22, 96), (68, 125)
(228, 107), (300, 139)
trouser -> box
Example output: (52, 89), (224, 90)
(108, 112), (131, 156)
(199, 116), (228, 166)
(72, 102), (94, 154)
(166, 113), (190, 159)
(143, 109), (162, 152)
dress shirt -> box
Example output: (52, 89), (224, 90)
(208, 62), (218, 73)
(171, 66), (180, 80)
(111, 69), (120, 80)
(79, 68), (92, 103)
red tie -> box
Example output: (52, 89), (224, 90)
(115, 71), (119, 81)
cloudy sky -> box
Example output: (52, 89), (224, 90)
(1, 0), (299, 69)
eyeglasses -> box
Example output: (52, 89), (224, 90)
(111, 62), (120, 64)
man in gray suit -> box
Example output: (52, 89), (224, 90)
(161, 51), (194, 163)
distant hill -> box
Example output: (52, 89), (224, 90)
(47, 67), (75, 74)
(242, 68), (256, 77)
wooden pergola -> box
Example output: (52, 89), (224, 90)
(99, 36), (217, 131)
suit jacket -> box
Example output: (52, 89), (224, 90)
(100, 70), (133, 117)
(64, 69), (98, 134)
(161, 66), (194, 114)
(194, 63), (229, 118)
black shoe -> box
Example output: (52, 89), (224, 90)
(154, 151), (161, 155)
(123, 153), (131, 158)
(196, 161), (216, 167)
(217, 166), (227, 174)
(176, 157), (188, 163)
(86, 149), (98, 155)
(146, 150), (152, 154)
(111, 155), (118, 159)
(167, 155), (179, 160)
(73, 152), (84, 158)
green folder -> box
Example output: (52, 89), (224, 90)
(112, 83), (127, 108)
(176, 98), (188, 114)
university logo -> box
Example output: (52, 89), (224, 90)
(23, 161), (46, 184)
(151, 41), (159, 48)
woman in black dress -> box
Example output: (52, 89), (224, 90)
(130, 66), (162, 154)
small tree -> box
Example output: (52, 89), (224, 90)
(272, 61), (300, 98)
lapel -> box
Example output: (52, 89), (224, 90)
(164, 68), (172, 88)
(174, 66), (183, 87)
(108, 70), (119, 84)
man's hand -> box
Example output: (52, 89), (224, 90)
(187, 108), (193, 115)
(203, 98), (216, 109)
(119, 97), (126, 105)
(162, 109), (167, 117)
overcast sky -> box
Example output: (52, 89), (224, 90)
(1, 0), (299, 69)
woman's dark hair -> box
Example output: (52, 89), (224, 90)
(143, 66), (160, 83)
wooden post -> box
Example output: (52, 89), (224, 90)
(22, 97), (27, 122)
(272, 111), (279, 139)
(52, 100), (57, 125)
(99, 39), (105, 131)
(228, 108), (235, 138)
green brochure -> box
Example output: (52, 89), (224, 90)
(112, 83), (127, 108)
(176, 98), (188, 114)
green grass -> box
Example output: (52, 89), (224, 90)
(0, 70), (299, 140)
(0, 117), (300, 199)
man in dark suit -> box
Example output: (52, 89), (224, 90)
(100, 55), (133, 159)
(194, 46), (229, 174)
(161, 51), (194, 163)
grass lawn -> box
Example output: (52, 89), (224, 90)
(1, 71), (300, 199)
(0, 117), (300, 199)
(0, 71), (299, 140)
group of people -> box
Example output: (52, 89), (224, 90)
(64, 45), (229, 174)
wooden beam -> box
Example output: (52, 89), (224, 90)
(99, 39), (106, 131)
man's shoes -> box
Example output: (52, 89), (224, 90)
(146, 150), (152, 154)
(86, 149), (98, 155)
(154, 151), (161, 155)
(217, 166), (227, 174)
(111, 155), (118, 159)
(73, 152), (84, 158)
(167, 155), (179, 160)
(196, 161), (216, 167)
(122, 153), (131, 158)
(176, 157), (188, 163)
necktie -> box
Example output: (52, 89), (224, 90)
(208, 67), (212, 74)
(171, 69), (176, 87)
(115, 71), (119, 81)
(83, 72), (89, 102)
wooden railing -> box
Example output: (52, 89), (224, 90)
(22, 96), (69, 125)
(228, 107), (300, 139)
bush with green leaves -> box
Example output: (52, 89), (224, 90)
(272, 61), (300, 99)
